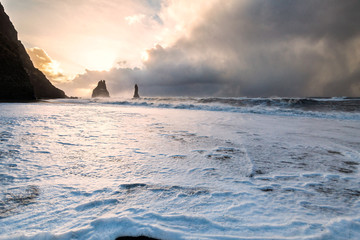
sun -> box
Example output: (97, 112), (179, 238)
(45, 60), (62, 75)
(141, 51), (149, 62)
(81, 50), (117, 71)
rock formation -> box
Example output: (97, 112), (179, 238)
(133, 84), (140, 98)
(0, 3), (35, 100)
(18, 42), (66, 99)
(92, 80), (110, 98)
(0, 3), (66, 100)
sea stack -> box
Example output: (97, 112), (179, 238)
(0, 3), (66, 100)
(133, 84), (140, 98)
(92, 80), (110, 98)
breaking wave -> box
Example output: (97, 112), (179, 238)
(81, 97), (360, 120)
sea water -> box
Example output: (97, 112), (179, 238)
(0, 97), (359, 240)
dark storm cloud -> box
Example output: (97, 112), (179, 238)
(241, 0), (360, 41)
(71, 0), (360, 97)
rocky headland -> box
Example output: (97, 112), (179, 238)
(0, 3), (66, 101)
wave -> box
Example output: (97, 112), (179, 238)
(7, 215), (360, 240)
(49, 97), (360, 120)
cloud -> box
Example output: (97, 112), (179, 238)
(3, 0), (168, 75)
(140, 0), (360, 97)
(63, 0), (360, 97)
(27, 47), (69, 84)
(125, 14), (146, 25)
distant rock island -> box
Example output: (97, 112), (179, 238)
(133, 84), (140, 98)
(92, 80), (110, 98)
(0, 3), (66, 101)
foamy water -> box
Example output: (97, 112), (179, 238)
(1, 98), (360, 239)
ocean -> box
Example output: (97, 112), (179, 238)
(0, 97), (359, 240)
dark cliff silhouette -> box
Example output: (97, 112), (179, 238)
(133, 84), (140, 98)
(0, 3), (34, 100)
(92, 80), (110, 98)
(0, 3), (66, 101)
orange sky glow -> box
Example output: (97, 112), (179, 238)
(2, 0), (360, 98)
(2, 0), (215, 92)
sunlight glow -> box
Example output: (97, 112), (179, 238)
(141, 51), (149, 62)
(45, 60), (63, 75)
(81, 50), (117, 71)
(125, 14), (146, 25)
(74, 88), (93, 97)
(26, 47), (68, 83)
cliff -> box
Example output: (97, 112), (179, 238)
(0, 3), (66, 100)
(92, 80), (110, 98)
(19, 42), (66, 99)
(0, 3), (35, 100)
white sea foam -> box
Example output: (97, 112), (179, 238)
(0, 99), (359, 239)
(59, 97), (360, 120)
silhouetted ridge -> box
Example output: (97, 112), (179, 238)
(18, 43), (66, 99)
(0, 3), (66, 100)
(92, 80), (110, 98)
(0, 3), (34, 100)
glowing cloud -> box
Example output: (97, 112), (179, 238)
(5, 0), (359, 98)
(68, 0), (360, 98)
(26, 47), (68, 84)
(125, 14), (146, 25)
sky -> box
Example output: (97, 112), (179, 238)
(2, 0), (360, 97)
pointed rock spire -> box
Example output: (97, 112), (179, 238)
(92, 80), (110, 98)
(133, 84), (140, 98)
